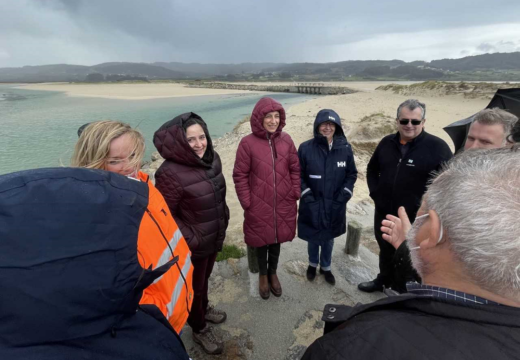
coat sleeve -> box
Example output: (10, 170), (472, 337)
(432, 141), (454, 174)
(340, 145), (357, 202)
(155, 168), (200, 251)
(288, 138), (301, 200)
(366, 141), (381, 196)
(298, 143), (314, 201)
(233, 139), (252, 210)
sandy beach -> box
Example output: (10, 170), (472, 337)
(16, 82), (258, 100)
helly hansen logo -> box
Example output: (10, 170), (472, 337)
(337, 161), (346, 167)
(329, 116), (336, 121)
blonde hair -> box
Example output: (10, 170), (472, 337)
(71, 120), (145, 172)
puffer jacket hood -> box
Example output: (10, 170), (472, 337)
(250, 97), (286, 139)
(154, 112), (214, 167)
(0, 168), (189, 359)
(313, 108), (346, 140)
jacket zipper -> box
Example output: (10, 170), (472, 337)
(390, 140), (418, 211)
(268, 138), (278, 243)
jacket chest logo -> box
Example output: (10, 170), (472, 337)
(406, 159), (415, 167)
(337, 161), (346, 167)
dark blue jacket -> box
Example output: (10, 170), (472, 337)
(297, 115), (357, 243)
(0, 168), (189, 360)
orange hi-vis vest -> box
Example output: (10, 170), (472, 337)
(137, 171), (194, 333)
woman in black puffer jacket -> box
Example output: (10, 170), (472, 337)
(154, 112), (229, 355)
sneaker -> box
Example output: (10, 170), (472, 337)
(319, 268), (336, 285)
(205, 305), (227, 324)
(192, 325), (224, 355)
(306, 265), (317, 281)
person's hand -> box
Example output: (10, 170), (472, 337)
(381, 206), (412, 249)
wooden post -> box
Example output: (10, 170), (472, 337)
(345, 220), (362, 257)
(247, 245), (259, 273)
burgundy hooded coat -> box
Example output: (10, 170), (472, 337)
(233, 97), (300, 247)
(153, 112), (229, 260)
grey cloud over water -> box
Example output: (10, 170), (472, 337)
(1, 0), (520, 66)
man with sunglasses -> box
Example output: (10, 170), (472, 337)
(358, 99), (452, 293)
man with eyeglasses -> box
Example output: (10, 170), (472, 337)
(302, 148), (520, 360)
(358, 99), (452, 293)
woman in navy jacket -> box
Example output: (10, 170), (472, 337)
(298, 109), (357, 285)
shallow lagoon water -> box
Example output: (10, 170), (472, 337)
(0, 85), (313, 174)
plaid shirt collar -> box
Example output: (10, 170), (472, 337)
(406, 283), (501, 306)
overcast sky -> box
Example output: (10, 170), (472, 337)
(1, 0), (520, 67)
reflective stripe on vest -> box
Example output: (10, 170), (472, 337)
(152, 228), (183, 284)
(167, 255), (193, 319)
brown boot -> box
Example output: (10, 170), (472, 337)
(269, 273), (282, 297)
(205, 305), (227, 324)
(259, 274), (270, 299)
(192, 325), (224, 355)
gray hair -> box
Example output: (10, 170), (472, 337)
(396, 99), (426, 120)
(425, 148), (520, 301)
(473, 108), (518, 145)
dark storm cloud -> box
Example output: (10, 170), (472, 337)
(1, 0), (520, 66)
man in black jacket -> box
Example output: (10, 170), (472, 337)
(298, 109), (357, 285)
(358, 99), (452, 293)
(303, 148), (520, 360)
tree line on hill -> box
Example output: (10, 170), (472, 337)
(1, 52), (520, 83)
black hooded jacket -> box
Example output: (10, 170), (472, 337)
(297, 111), (357, 243)
(154, 112), (229, 259)
(0, 168), (188, 360)
(367, 130), (452, 220)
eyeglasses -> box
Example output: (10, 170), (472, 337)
(399, 119), (423, 126)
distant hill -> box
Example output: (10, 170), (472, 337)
(1, 52), (520, 83)
(92, 62), (185, 79)
(429, 52), (520, 71)
(153, 62), (284, 77)
(0, 62), (187, 82)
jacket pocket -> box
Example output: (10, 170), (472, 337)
(331, 200), (346, 229)
(299, 197), (321, 230)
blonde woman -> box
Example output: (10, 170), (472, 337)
(71, 121), (194, 335)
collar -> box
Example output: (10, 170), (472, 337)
(392, 129), (426, 145)
(406, 283), (501, 306)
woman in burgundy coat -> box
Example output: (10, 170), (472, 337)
(154, 112), (229, 355)
(233, 97), (300, 299)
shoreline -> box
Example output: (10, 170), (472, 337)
(15, 82), (261, 100)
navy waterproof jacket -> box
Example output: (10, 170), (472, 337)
(0, 168), (189, 360)
(297, 112), (357, 243)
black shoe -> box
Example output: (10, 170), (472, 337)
(357, 279), (384, 293)
(319, 268), (336, 285)
(306, 266), (317, 281)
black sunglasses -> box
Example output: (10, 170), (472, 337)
(399, 119), (422, 126)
